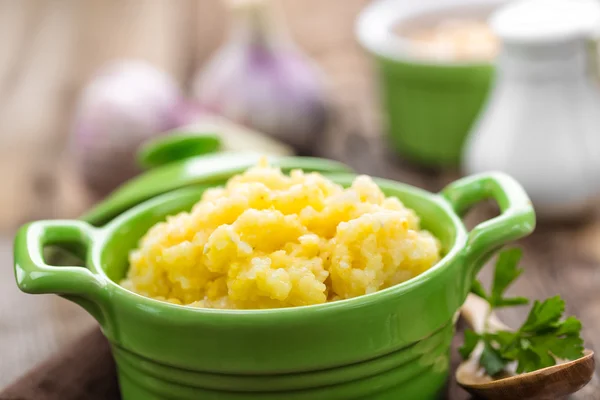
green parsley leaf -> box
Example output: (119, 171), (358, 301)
(468, 249), (529, 308)
(459, 329), (480, 359)
(490, 248), (526, 308)
(493, 309), (584, 373)
(513, 346), (543, 374)
(471, 279), (488, 300)
(521, 296), (564, 332)
(556, 316), (583, 336)
(461, 247), (586, 376)
(486, 330), (518, 348)
(493, 296), (529, 308)
(528, 332), (582, 366)
(479, 342), (508, 376)
(547, 333), (584, 360)
(528, 337), (558, 370)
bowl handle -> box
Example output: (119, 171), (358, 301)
(14, 220), (115, 336)
(136, 131), (222, 170)
(441, 172), (536, 279)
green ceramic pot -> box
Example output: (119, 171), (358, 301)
(356, 0), (505, 166)
(14, 172), (535, 400)
(376, 58), (493, 166)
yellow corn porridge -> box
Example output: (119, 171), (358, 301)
(121, 161), (441, 309)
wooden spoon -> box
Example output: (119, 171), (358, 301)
(456, 294), (595, 400)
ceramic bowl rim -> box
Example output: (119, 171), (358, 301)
(355, 0), (511, 67)
(88, 174), (469, 319)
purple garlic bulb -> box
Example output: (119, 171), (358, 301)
(192, 0), (328, 153)
(71, 60), (189, 196)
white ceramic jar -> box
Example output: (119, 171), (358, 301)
(464, 0), (600, 219)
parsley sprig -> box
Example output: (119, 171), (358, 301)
(460, 248), (585, 376)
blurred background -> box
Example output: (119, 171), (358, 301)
(0, 0), (377, 388)
(0, 0), (376, 232)
(3, 0), (600, 396)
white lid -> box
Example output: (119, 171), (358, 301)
(490, 0), (600, 43)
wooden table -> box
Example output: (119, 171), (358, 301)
(1, 1), (600, 399)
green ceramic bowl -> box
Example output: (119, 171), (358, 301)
(14, 172), (535, 399)
(356, 0), (507, 166)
